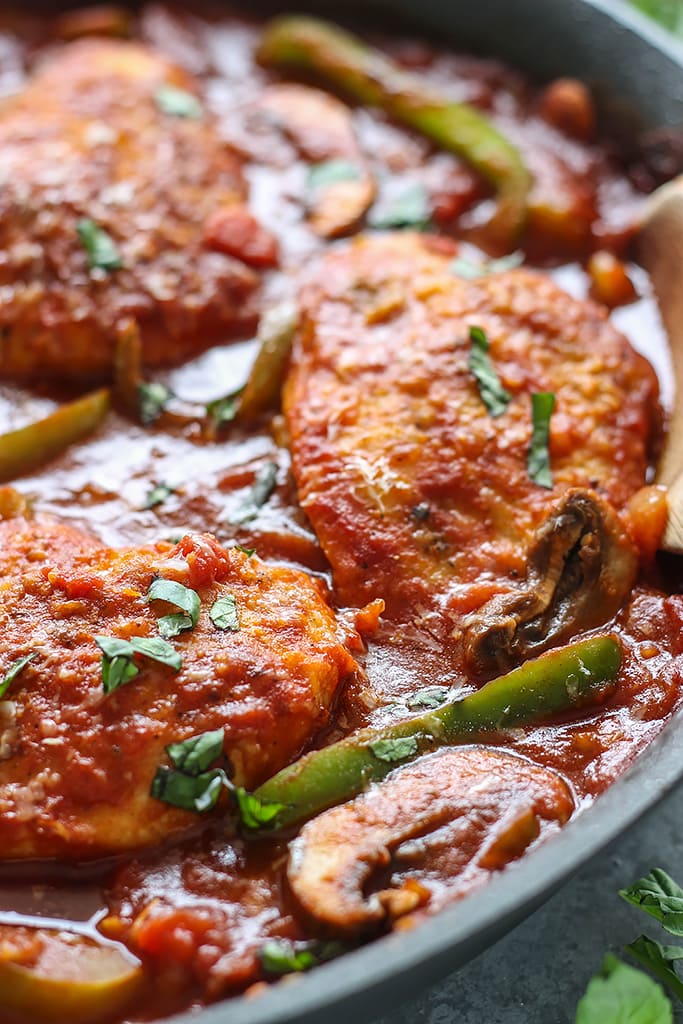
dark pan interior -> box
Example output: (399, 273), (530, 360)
(20, 1), (683, 1021)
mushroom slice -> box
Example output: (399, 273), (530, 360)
(253, 84), (375, 237)
(0, 926), (143, 1023)
(462, 489), (638, 679)
(287, 746), (573, 937)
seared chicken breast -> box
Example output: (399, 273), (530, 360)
(0, 517), (356, 859)
(0, 39), (264, 381)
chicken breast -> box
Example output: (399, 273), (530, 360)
(284, 233), (659, 657)
(0, 517), (356, 859)
(0, 39), (263, 382)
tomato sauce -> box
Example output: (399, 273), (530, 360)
(0, 4), (681, 1022)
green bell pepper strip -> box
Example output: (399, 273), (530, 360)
(252, 634), (621, 830)
(0, 388), (110, 482)
(257, 16), (532, 248)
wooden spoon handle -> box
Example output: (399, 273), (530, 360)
(639, 175), (683, 552)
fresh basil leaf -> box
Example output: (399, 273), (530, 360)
(148, 578), (201, 639)
(129, 636), (182, 671)
(258, 939), (318, 976)
(95, 636), (136, 660)
(369, 735), (419, 763)
(76, 218), (123, 271)
(144, 482), (175, 510)
(228, 462), (278, 525)
(451, 251), (524, 280)
(528, 391), (556, 489)
(575, 954), (673, 1024)
(155, 85), (203, 119)
(234, 787), (286, 830)
(0, 654), (37, 699)
(620, 870), (683, 937)
(150, 765), (226, 813)
(369, 182), (431, 230)
(101, 654), (140, 695)
(138, 381), (173, 426)
(406, 685), (450, 710)
(166, 728), (225, 777)
(206, 390), (242, 428)
(630, 0), (683, 36)
(307, 159), (362, 192)
(468, 325), (511, 418)
(626, 936), (683, 1004)
(209, 594), (239, 632)
(234, 544), (256, 557)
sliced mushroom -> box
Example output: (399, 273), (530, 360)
(252, 84), (375, 237)
(0, 925), (143, 1023)
(287, 746), (573, 937)
(462, 488), (638, 679)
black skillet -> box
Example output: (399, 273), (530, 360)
(159, 0), (682, 1020)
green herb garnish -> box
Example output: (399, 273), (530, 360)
(155, 85), (204, 119)
(406, 685), (450, 710)
(209, 594), (239, 632)
(95, 634), (182, 694)
(620, 870), (683, 937)
(307, 159), (362, 191)
(368, 735), (419, 763)
(625, 936), (683, 1004)
(575, 954), (672, 1023)
(630, 0), (683, 36)
(0, 654), (36, 699)
(150, 766), (226, 813)
(206, 390), (242, 428)
(468, 325), (511, 418)
(235, 788), (287, 830)
(528, 391), (555, 489)
(138, 381), (173, 426)
(76, 218), (123, 272)
(258, 938), (346, 977)
(148, 578), (201, 639)
(451, 251), (523, 280)
(144, 482), (175, 510)
(369, 182), (431, 230)
(228, 461), (278, 525)
(234, 544), (256, 557)
(166, 727), (225, 776)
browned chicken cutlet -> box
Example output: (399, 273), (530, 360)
(284, 233), (660, 670)
(0, 39), (263, 381)
(0, 514), (356, 859)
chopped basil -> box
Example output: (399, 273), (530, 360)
(234, 544), (256, 557)
(95, 634), (182, 695)
(155, 85), (204, 119)
(144, 482), (175, 510)
(406, 685), (450, 710)
(468, 325), (511, 418)
(228, 461), (278, 525)
(369, 735), (419, 763)
(0, 654), (36, 699)
(258, 938), (346, 977)
(625, 935), (683, 1004)
(451, 251), (523, 280)
(307, 159), (362, 192)
(206, 390), (242, 428)
(148, 578), (201, 639)
(369, 182), (431, 230)
(209, 594), (239, 632)
(575, 954), (672, 1024)
(234, 787), (286, 830)
(166, 728), (225, 776)
(528, 392), (556, 489)
(151, 765), (226, 813)
(138, 381), (173, 426)
(620, 870), (683, 937)
(76, 218), (123, 272)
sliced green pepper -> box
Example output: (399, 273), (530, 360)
(0, 389), (110, 482)
(257, 17), (532, 247)
(252, 635), (621, 830)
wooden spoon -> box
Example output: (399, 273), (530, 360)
(639, 175), (683, 553)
